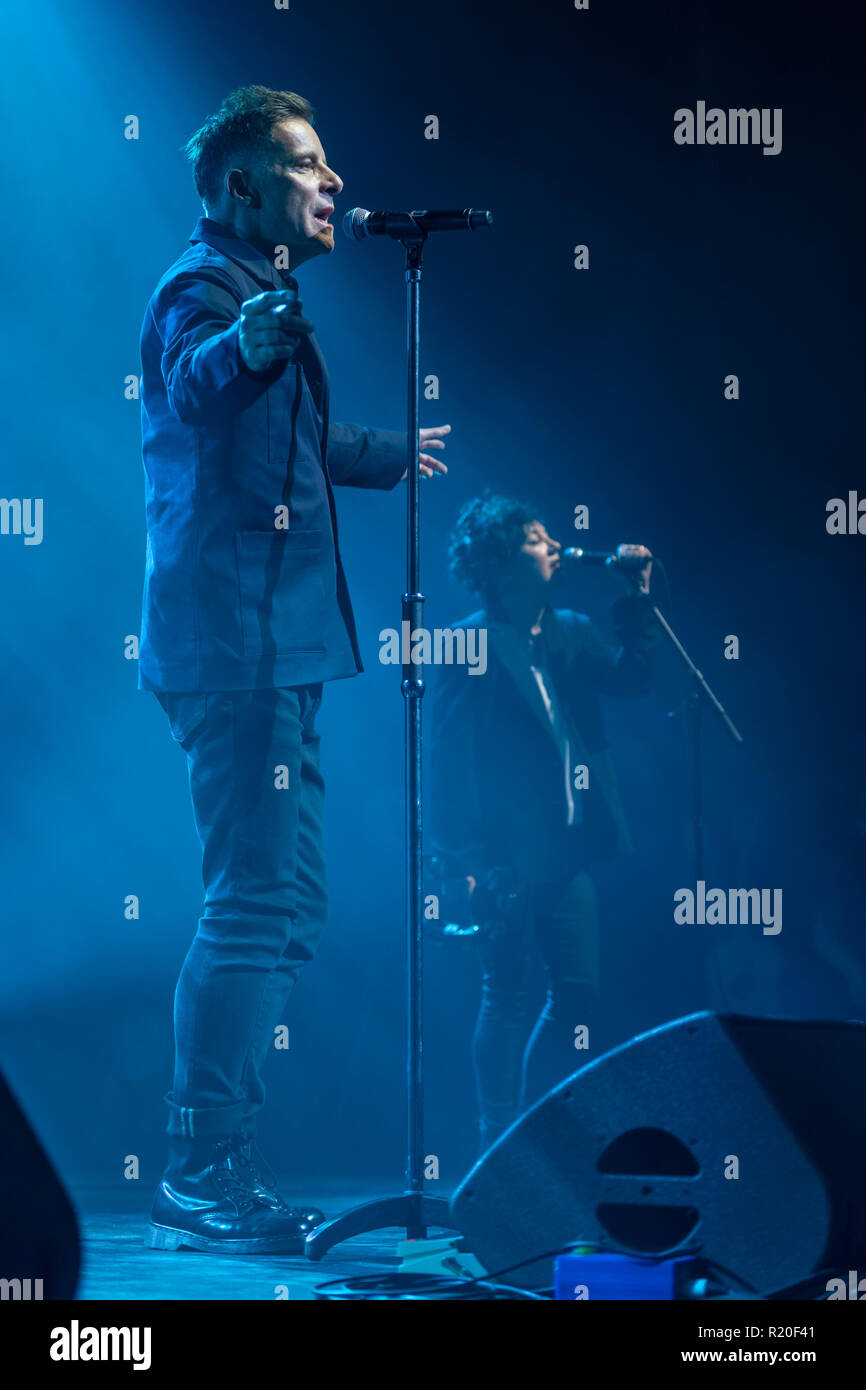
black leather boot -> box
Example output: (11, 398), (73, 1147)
(232, 1135), (325, 1229)
(146, 1134), (325, 1254)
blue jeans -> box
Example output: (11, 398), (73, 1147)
(155, 686), (326, 1142)
(473, 870), (600, 1152)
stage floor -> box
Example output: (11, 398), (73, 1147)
(71, 1181), (459, 1301)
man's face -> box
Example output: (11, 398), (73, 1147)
(256, 118), (343, 264)
(519, 520), (562, 585)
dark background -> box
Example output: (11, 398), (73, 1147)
(0, 0), (863, 1191)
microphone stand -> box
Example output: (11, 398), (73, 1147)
(646, 589), (744, 871)
(641, 578), (744, 1005)
(306, 219), (456, 1260)
(582, 564), (743, 878)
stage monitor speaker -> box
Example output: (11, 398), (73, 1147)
(450, 1012), (866, 1294)
(0, 1068), (80, 1300)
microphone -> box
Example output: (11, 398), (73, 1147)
(342, 208), (493, 241)
(561, 547), (646, 570)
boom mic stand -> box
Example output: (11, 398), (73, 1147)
(632, 571), (744, 1004)
(647, 586), (744, 879)
(306, 217), (477, 1259)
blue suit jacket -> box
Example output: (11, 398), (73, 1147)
(138, 217), (406, 692)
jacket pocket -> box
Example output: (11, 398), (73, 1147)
(235, 529), (328, 656)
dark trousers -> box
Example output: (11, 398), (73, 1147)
(473, 870), (600, 1153)
(155, 685), (326, 1143)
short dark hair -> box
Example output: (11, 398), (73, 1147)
(448, 491), (541, 598)
(184, 84), (315, 207)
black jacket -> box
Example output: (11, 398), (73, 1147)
(428, 595), (659, 884)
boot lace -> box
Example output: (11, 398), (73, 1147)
(211, 1138), (281, 1212)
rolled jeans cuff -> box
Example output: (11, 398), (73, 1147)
(164, 1092), (250, 1140)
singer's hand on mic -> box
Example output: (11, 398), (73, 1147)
(238, 290), (315, 374)
(400, 424), (451, 479)
(616, 543), (653, 593)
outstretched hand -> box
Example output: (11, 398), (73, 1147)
(238, 289), (314, 373)
(401, 424), (451, 479)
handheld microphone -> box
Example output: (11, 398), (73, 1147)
(561, 548), (646, 570)
(342, 208), (493, 241)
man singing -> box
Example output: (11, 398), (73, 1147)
(429, 494), (656, 1154)
(139, 85), (449, 1253)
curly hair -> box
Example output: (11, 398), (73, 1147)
(448, 492), (542, 598)
(184, 85), (315, 208)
